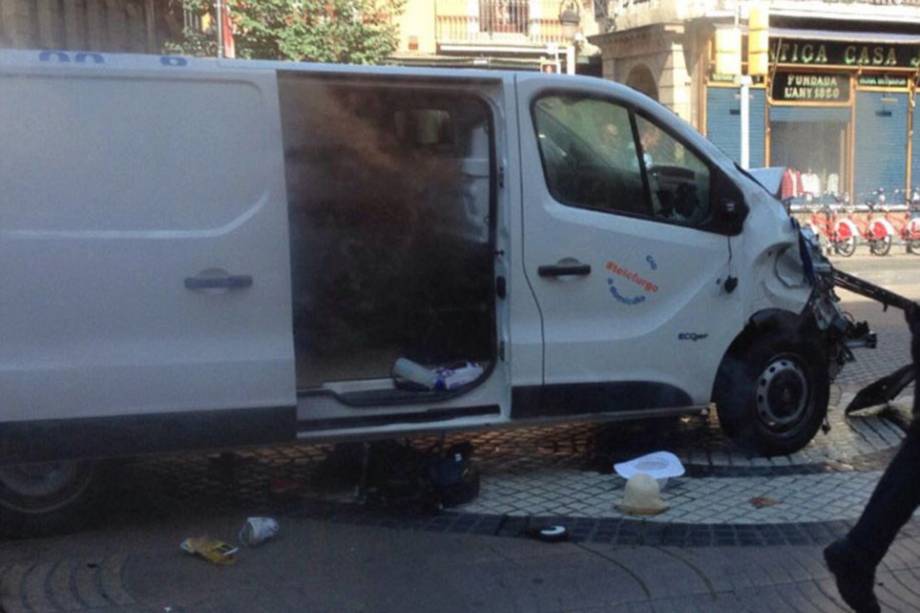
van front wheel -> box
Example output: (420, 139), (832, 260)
(0, 460), (99, 537)
(714, 335), (829, 456)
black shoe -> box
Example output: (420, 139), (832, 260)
(824, 539), (881, 613)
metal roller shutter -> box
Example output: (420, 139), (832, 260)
(706, 87), (765, 167)
(855, 91), (907, 201)
(912, 95), (920, 193)
(769, 106), (850, 122)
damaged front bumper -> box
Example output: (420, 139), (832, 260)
(798, 227), (875, 380)
(799, 226), (916, 414)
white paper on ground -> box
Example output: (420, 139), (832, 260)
(613, 451), (685, 480)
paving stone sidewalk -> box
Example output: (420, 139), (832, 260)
(2, 517), (919, 612)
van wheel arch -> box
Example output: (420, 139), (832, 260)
(712, 309), (804, 370)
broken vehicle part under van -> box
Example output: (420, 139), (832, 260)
(781, 227), (917, 418)
(830, 268), (918, 415)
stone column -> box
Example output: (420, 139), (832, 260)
(659, 40), (693, 122)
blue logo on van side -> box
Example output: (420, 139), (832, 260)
(39, 51), (105, 64)
(75, 52), (104, 64)
(39, 51), (70, 62)
(608, 279), (646, 305)
(606, 255), (660, 306)
(160, 56), (188, 67)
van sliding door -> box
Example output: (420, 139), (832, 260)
(278, 72), (510, 435)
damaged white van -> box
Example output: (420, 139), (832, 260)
(0, 50), (865, 533)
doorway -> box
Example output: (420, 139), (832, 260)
(277, 75), (498, 392)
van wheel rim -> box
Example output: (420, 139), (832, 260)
(0, 462), (91, 514)
(756, 359), (809, 430)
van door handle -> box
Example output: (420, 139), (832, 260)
(184, 274), (253, 290)
(538, 261), (591, 277)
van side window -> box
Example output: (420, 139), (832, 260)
(532, 96), (650, 217)
(635, 115), (711, 226)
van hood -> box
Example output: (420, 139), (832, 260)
(747, 167), (786, 199)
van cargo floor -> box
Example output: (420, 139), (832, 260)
(296, 347), (402, 389)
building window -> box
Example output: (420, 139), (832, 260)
(183, 6), (204, 32)
(769, 105), (850, 204)
(479, 0), (529, 35)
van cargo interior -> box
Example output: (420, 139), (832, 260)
(278, 75), (496, 394)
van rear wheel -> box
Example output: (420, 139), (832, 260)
(0, 461), (99, 537)
(714, 334), (829, 456)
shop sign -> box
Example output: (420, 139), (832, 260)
(857, 74), (909, 88)
(769, 40), (920, 68)
(771, 73), (849, 103)
(824, 0), (920, 4)
(709, 72), (736, 83)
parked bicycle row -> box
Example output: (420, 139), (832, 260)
(789, 187), (920, 257)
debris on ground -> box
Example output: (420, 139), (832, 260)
(427, 442), (480, 508)
(239, 517), (280, 547)
(180, 537), (238, 565)
(618, 473), (668, 516)
(750, 496), (781, 509)
(845, 364), (914, 415)
(312, 439), (480, 512)
(527, 524), (569, 543)
(614, 451), (685, 490)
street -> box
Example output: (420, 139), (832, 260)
(3, 253), (920, 612)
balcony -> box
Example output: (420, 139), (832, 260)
(435, 0), (570, 48)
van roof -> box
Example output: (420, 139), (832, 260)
(0, 47), (605, 87)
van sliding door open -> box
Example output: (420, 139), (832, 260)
(278, 73), (502, 421)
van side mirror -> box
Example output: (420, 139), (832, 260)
(712, 171), (748, 235)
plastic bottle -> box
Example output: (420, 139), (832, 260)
(393, 358), (439, 389)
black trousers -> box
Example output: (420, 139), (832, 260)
(848, 421), (920, 569)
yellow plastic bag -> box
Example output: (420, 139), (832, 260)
(180, 536), (238, 565)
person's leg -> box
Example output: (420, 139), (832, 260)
(825, 422), (920, 612)
(848, 422), (920, 564)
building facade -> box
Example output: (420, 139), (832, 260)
(591, 0), (920, 203)
(392, 0), (603, 73)
(0, 0), (180, 53)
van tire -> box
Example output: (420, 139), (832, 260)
(0, 461), (100, 538)
(714, 334), (829, 456)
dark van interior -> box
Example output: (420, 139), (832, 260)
(278, 74), (496, 394)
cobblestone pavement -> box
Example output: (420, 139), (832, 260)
(117, 398), (908, 528)
(2, 517), (920, 612)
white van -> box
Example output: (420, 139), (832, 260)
(0, 50), (861, 533)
